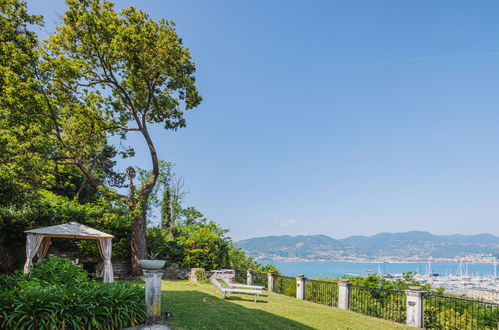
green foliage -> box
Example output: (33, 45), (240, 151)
(1, 0), (204, 270)
(177, 220), (230, 270)
(306, 280), (339, 307)
(28, 255), (88, 286)
(274, 275), (296, 297)
(424, 296), (499, 330)
(0, 190), (131, 268)
(146, 201), (279, 272)
(349, 286), (406, 324)
(146, 227), (184, 265)
(259, 263), (280, 274)
(0, 281), (146, 329)
(195, 269), (207, 282)
(0, 256), (146, 329)
(147, 205), (235, 270)
(345, 273), (436, 293)
(0, 0), (57, 194)
(0, 271), (25, 288)
(228, 245), (258, 271)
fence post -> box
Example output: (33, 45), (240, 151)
(338, 279), (351, 309)
(267, 272), (276, 292)
(405, 286), (424, 328)
(247, 269), (253, 286)
(296, 274), (306, 299)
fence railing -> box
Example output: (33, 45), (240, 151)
(274, 275), (296, 298)
(234, 269), (246, 284)
(424, 294), (499, 330)
(305, 279), (339, 307)
(350, 285), (406, 324)
(232, 269), (499, 329)
(252, 271), (268, 288)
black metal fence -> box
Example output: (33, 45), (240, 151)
(349, 285), (406, 324)
(234, 269), (246, 284)
(424, 294), (499, 330)
(252, 271), (268, 288)
(232, 269), (499, 329)
(305, 279), (339, 307)
(274, 275), (296, 298)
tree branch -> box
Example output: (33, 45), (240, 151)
(106, 125), (141, 131)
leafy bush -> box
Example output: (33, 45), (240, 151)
(147, 227), (184, 265)
(0, 271), (26, 288)
(76, 237), (130, 259)
(0, 256), (146, 329)
(28, 255), (88, 286)
(0, 281), (146, 329)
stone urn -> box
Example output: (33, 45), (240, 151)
(139, 259), (166, 270)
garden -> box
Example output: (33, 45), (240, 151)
(0, 256), (146, 329)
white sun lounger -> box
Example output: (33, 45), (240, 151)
(210, 277), (262, 303)
(221, 276), (265, 290)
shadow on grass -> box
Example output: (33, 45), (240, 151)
(162, 289), (314, 330)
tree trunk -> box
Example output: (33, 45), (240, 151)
(130, 209), (147, 275)
(161, 186), (172, 231)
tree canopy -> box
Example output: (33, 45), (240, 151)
(1, 0), (202, 273)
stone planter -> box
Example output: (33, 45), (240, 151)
(139, 259), (166, 270)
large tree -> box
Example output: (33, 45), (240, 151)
(1, 0), (202, 274)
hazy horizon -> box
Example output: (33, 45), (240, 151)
(236, 230), (499, 242)
(27, 0), (499, 241)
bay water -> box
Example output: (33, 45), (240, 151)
(260, 260), (497, 279)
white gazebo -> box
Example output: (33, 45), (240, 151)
(23, 222), (115, 283)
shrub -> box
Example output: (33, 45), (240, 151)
(0, 281), (146, 329)
(146, 227), (184, 265)
(0, 271), (26, 289)
(29, 255), (88, 286)
(0, 256), (146, 329)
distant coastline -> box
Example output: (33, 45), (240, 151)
(257, 257), (497, 264)
(237, 231), (499, 264)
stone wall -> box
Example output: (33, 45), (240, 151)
(95, 259), (130, 277)
(163, 263), (190, 280)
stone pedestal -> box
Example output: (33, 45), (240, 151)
(296, 274), (306, 300)
(267, 273), (276, 292)
(143, 270), (164, 323)
(338, 279), (351, 309)
(406, 286), (424, 328)
(247, 269), (253, 286)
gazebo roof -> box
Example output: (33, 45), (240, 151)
(25, 222), (114, 240)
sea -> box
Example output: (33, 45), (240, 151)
(259, 260), (497, 279)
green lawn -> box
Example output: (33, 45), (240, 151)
(160, 280), (410, 330)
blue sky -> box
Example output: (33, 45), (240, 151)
(27, 0), (499, 240)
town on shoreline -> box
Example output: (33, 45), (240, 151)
(255, 253), (497, 264)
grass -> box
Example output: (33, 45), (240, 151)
(161, 280), (410, 330)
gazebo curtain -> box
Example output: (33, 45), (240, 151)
(36, 237), (51, 259)
(23, 235), (114, 283)
(23, 234), (45, 274)
(97, 238), (114, 283)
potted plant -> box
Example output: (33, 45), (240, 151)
(139, 252), (166, 270)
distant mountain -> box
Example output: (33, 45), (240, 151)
(236, 235), (348, 260)
(235, 231), (499, 260)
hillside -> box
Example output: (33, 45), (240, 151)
(236, 235), (349, 260)
(235, 231), (499, 260)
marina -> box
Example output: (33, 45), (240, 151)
(267, 260), (499, 302)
